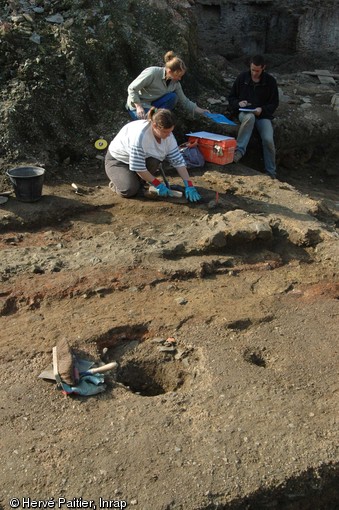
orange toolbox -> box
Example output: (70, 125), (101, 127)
(186, 131), (236, 165)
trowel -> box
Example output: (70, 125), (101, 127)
(159, 163), (185, 197)
(71, 183), (86, 196)
(38, 360), (118, 382)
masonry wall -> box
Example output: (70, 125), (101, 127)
(194, 0), (339, 58)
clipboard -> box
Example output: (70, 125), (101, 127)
(239, 107), (257, 112)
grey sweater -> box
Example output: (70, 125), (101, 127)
(126, 66), (197, 114)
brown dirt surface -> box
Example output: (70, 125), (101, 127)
(1, 157), (338, 510)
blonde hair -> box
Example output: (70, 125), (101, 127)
(147, 107), (176, 129)
(164, 50), (187, 73)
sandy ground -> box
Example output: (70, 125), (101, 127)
(0, 158), (338, 510)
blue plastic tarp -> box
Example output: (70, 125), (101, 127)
(204, 112), (237, 126)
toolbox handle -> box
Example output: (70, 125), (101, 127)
(213, 144), (224, 156)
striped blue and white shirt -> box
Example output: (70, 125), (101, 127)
(108, 120), (185, 172)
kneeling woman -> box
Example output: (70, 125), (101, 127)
(105, 108), (201, 202)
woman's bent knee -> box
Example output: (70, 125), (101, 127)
(119, 191), (138, 198)
(115, 182), (141, 198)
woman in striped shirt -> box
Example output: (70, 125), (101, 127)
(105, 108), (201, 202)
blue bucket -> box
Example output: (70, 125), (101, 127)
(6, 166), (45, 202)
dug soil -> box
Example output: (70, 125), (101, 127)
(0, 155), (338, 510)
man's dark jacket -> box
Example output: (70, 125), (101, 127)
(228, 70), (279, 119)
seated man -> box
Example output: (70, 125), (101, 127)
(228, 55), (279, 178)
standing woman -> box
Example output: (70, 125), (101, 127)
(105, 107), (201, 202)
(126, 50), (209, 120)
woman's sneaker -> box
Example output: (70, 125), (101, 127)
(108, 181), (116, 193)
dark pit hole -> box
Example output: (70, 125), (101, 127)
(117, 359), (186, 397)
(91, 325), (190, 396)
(227, 319), (252, 331)
(243, 347), (267, 368)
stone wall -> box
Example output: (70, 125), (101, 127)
(297, 6), (339, 53)
(194, 0), (339, 58)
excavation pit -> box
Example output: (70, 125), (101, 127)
(117, 357), (187, 397)
(243, 347), (267, 368)
(113, 339), (191, 397)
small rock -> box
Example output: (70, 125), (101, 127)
(95, 286), (108, 295)
(64, 18), (74, 29)
(174, 349), (186, 360)
(30, 33), (41, 44)
(11, 15), (24, 22)
(175, 297), (188, 305)
(152, 337), (165, 344)
(32, 265), (44, 274)
(158, 346), (176, 353)
(207, 97), (222, 105)
(166, 337), (176, 344)
(45, 13), (64, 24)
(23, 13), (35, 23)
(300, 103), (312, 109)
(90, 257), (102, 265)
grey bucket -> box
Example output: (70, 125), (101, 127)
(6, 166), (46, 202)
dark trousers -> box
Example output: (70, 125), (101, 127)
(105, 152), (161, 198)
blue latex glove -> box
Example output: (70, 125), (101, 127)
(183, 180), (201, 202)
(60, 373), (106, 396)
(155, 182), (174, 197)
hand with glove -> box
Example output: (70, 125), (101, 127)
(151, 178), (174, 197)
(183, 180), (201, 202)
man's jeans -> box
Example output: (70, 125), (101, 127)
(237, 112), (276, 176)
